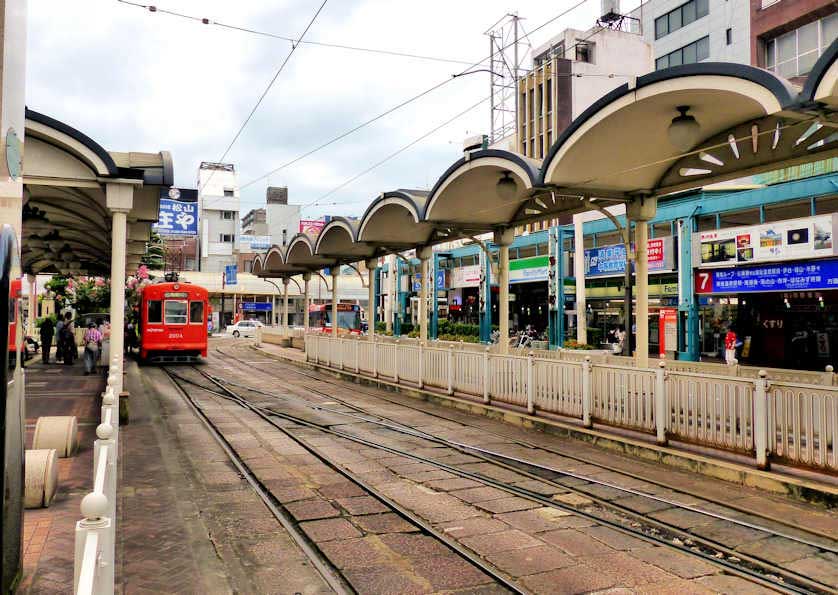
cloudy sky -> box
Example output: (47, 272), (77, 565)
(27, 0), (639, 220)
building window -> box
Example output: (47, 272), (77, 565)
(655, 36), (710, 70)
(726, 28), (732, 46)
(223, 188), (234, 197)
(654, 0), (709, 40)
(546, 79), (552, 113)
(244, 260), (254, 273)
(221, 210), (235, 220)
(765, 14), (838, 78)
(575, 42), (591, 63)
(219, 233), (234, 243)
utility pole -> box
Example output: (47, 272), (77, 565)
(513, 13), (519, 144)
(489, 33), (495, 143)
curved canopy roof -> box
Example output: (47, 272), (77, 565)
(22, 109), (173, 275)
(257, 52), (838, 279)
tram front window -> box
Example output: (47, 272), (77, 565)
(164, 300), (188, 324)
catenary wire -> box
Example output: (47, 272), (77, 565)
(238, 0), (592, 192)
(115, 0), (475, 66)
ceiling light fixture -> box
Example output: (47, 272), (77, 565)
(667, 106), (701, 153)
(496, 172), (518, 201)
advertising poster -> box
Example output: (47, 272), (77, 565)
(695, 214), (837, 267)
(585, 237), (673, 277)
(300, 219), (327, 238)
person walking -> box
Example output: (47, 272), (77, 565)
(724, 326), (738, 365)
(60, 312), (76, 364)
(39, 316), (54, 364)
(82, 322), (102, 375)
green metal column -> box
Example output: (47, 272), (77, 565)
(479, 247), (492, 343)
(677, 216), (700, 361)
(393, 259), (402, 336)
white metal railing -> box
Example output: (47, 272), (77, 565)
(74, 355), (121, 595)
(304, 334), (838, 472)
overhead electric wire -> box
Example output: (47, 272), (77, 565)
(240, 0), (591, 191)
(311, 95), (492, 208)
(115, 0), (474, 66)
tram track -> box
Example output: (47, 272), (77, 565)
(220, 343), (838, 543)
(162, 365), (525, 594)
(187, 350), (838, 593)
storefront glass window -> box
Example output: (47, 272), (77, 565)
(719, 208), (760, 229)
(764, 199), (811, 222)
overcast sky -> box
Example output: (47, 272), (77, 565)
(27, 0), (639, 220)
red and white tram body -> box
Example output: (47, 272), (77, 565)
(139, 281), (208, 361)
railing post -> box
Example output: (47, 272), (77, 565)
(447, 344), (454, 395)
(372, 338), (378, 378)
(655, 360), (667, 445)
(582, 356), (592, 428)
(254, 324), (262, 347)
(338, 337), (344, 371)
(355, 336), (360, 373)
(823, 364), (834, 386)
(483, 347), (490, 404)
(754, 370), (770, 469)
(418, 342), (424, 389)
(74, 492), (113, 595)
(394, 340), (400, 383)
(527, 351), (535, 415)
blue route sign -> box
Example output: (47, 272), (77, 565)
(224, 264), (238, 286)
(240, 302), (272, 311)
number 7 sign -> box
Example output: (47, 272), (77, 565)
(695, 271), (713, 294)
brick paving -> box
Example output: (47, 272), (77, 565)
(230, 340), (838, 593)
(19, 360), (103, 595)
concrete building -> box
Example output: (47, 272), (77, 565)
(242, 207), (268, 236)
(266, 186), (301, 248)
(629, 0), (751, 69)
(751, 0), (838, 84)
(515, 26), (654, 160)
(197, 161), (239, 273)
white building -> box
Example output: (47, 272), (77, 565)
(197, 161), (239, 273)
(265, 186), (301, 248)
(629, 0), (751, 69)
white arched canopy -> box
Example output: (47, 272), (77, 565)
(357, 190), (433, 249)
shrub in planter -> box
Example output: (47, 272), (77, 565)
(563, 339), (596, 350)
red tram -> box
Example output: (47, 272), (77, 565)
(308, 303), (362, 335)
(139, 281), (208, 362)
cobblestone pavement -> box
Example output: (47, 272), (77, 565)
(200, 339), (838, 594)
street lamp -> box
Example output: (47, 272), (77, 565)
(668, 106), (701, 153)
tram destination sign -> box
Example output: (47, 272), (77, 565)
(695, 259), (838, 294)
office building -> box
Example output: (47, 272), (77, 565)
(266, 186), (301, 248)
(242, 208), (268, 236)
(197, 162), (239, 273)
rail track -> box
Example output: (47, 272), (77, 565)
(163, 365), (524, 594)
(176, 347), (838, 593)
(219, 343), (838, 540)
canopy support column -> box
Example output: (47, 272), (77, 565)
(494, 229), (514, 354)
(386, 255), (395, 334)
(573, 215), (587, 345)
(628, 197), (657, 368)
(303, 273), (311, 334)
(365, 259), (378, 342)
(331, 269), (339, 336)
(106, 183), (134, 394)
(418, 247), (432, 342)
(282, 278), (290, 334)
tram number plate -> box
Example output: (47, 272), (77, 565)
(168, 333), (184, 339)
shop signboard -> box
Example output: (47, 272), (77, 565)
(240, 302), (272, 311)
(658, 308), (678, 357)
(299, 218), (327, 238)
(449, 264), (482, 288)
(585, 237), (673, 278)
(693, 214), (838, 268)
(695, 259), (838, 294)
(239, 235), (271, 252)
(509, 255), (549, 284)
(154, 197), (198, 236)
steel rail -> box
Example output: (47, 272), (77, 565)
(215, 345), (838, 551)
(222, 344), (838, 542)
(181, 362), (822, 595)
(203, 367), (838, 594)
(166, 366), (526, 595)
(162, 367), (354, 595)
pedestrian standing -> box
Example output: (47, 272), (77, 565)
(724, 326), (738, 365)
(83, 322), (102, 375)
(39, 317), (54, 364)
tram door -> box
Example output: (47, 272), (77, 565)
(1, 226), (23, 592)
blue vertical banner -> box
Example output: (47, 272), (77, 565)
(224, 264), (238, 286)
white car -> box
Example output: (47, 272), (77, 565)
(226, 320), (263, 338)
